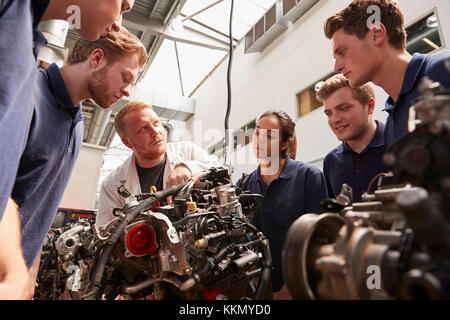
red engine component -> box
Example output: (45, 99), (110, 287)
(203, 288), (227, 300)
(125, 224), (157, 256)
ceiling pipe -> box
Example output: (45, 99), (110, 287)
(86, 107), (113, 145)
(38, 20), (69, 68)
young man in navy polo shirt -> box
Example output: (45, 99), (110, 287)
(10, 28), (147, 298)
(317, 74), (388, 202)
(0, 0), (135, 299)
(324, 0), (450, 149)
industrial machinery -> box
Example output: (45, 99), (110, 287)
(282, 64), (450, 300)
(34, 217), (96, 300)
(38, 168), (271, 300)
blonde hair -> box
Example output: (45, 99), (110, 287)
(316, 74), (375, 106)
(114, 101), (154, 137)
(67, 27), (147, 67)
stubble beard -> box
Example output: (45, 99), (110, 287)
(88, 66), (111, 109)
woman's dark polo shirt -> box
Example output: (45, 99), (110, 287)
(237, 157), (328, 291)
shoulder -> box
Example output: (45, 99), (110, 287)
(34, 68), (49, 89)
(422, 51), (450, 85)
(167, 141), (196, 152)
(238, 169), (258, 188)
(324, 145), (340, 160)
(289, 160), (323, 178)
(426, 50), (450, 65)
(323, 144), (343, 167)
(102, 154), (133, 187)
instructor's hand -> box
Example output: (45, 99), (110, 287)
(165, 164), (192, 204)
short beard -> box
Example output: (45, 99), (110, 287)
(87, 66), (111, 109)
(136, 139), (167, 162)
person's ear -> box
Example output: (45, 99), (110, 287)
(121, 136), (133, 149)
(370, 22), (387, 47)
(367, 98), (376, 114)
(89, 48), (106, 69)
(281, 139), (291, 153)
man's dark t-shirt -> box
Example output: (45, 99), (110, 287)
(136, 155), (167, 193)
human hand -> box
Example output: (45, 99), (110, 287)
(165, 164), (192, 204)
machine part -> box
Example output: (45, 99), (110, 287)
(55, 221), (91, 262)
(232, 250), (260, 271)
(282, 213), (347, 299)
(37, 168), (272, 301)
(38, 168), (271, 300)
(124, 222), (157, 257)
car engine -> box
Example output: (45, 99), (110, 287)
(36, 168), (271, 300)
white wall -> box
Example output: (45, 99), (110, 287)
(60, 143), (106, 210)
(188, 0), (450, 182)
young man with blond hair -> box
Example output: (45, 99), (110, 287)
(10, 28), (147, 298)
(96, 101), (223, 228)
(317, 74), (388, 202)
(324, 0), (450, 148)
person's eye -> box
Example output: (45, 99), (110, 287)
(339, 48), (346, 56)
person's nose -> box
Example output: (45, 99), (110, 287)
(111, 17), (122, 32)
(331, 112), (342, 125)
(149, 123), (160, 136)
(121, 84), (131, 97)
(334, 58), (344, 74)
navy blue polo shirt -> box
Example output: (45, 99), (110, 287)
(384, 51), (450, 148)
(11, 63), (83, 267)
(323, 121), (387, 203)
(236, 158), (328, 292)
(0, 0), (49, 220)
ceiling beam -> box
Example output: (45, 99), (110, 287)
(149, 0), (163, 19)
(181, 0), (224, 22)
(123, 9), (229, 52)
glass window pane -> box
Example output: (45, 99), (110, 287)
(406, 11), (442, 54)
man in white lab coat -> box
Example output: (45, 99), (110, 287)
(96, 101), (223, 228)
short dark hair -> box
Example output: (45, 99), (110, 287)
(324, 0), (406, 49)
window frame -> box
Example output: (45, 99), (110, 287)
(405, 8), (445, 55)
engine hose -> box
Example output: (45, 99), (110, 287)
(180, 258), (215, 292)
(181, 243), (235, 292)
(179, 234), (271, 300)
(254, 238), (272, 300)
(172, 211), (217, 227)
(82, 178), (198, 300)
